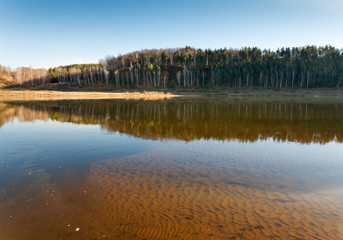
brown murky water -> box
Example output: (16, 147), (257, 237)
(0, 100), (343, 239)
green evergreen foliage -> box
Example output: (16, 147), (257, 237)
(100, 46), (343, 88)
(13, 46), (343, 88)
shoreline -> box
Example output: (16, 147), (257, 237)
(0, 89), (179, 101)
(1, 88), (343, 102)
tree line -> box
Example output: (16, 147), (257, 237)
(0, 64), (49, 86)
(1, 45), (343, 88)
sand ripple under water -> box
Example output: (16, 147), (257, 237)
(1, 145), (343, 239)
(76, 149), (343, 240)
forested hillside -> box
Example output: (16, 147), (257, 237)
(0, 65), (15, 88)
(0, 65), (48, 87)
(2, 46), (343, 88)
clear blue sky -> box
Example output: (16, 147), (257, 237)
(1, 0), (342, 69)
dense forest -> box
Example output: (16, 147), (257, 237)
(1, 101), (342, 143)
(1, 45), (343, 88)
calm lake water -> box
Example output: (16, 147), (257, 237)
(0, 100), (343, 240)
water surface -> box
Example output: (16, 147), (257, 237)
(0, 100), (343, 239)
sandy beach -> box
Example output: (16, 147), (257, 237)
(0, 90), (178, 101)
(1, 88), (343, 102)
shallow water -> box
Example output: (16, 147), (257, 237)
(0, 100), (343, 239)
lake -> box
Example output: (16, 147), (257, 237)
(0, 100), (343, 239)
